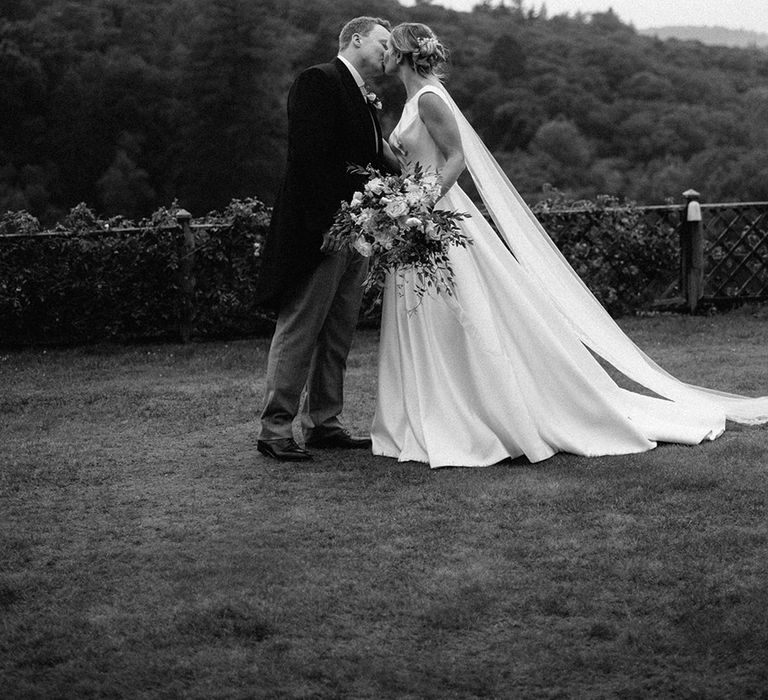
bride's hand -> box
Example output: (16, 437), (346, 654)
(436, 173), (448, 201)
(424, 173), (445, 208)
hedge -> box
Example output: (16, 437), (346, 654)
(0, 192), (679, 346)
(0, 199), (273, 346)
(532, 189), (679, 317)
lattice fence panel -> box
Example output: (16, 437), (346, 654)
(636, 205), (684, 300)
(702, 204), (768, 301)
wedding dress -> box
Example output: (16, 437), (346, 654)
(371, 83), (768, 467)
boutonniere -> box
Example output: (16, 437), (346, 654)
(365, 90), (382, 110)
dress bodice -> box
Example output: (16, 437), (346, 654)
(389, 84), (451, 172)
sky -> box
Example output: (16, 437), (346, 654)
(400, 0), (768, 34)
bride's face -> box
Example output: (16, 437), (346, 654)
(383, 36), (401, 76)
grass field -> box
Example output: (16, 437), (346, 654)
(2, 306), (768, 698)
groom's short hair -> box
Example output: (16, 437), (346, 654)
(338, 16), (391, 50)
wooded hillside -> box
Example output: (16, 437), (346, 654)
(3, 0), (768, 224)
(640, 25), (768, 49)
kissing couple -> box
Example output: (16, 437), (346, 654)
(255, 17), (768, 467)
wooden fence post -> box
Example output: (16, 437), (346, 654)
(681, 189), (703, 313)
(176, 208), (194, 342)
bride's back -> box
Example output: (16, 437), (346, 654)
(389, 85), (449, 171)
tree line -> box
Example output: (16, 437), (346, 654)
(3, 0), (768, 226)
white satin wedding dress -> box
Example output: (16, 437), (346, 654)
(371, 83), (768, 468)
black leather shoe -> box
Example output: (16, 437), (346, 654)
(257, 438), (312, 462)
(305, 430), (372, 449)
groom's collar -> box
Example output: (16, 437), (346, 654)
(336, 55), (365, 89)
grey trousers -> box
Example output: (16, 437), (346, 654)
(259, 248), (368, 442)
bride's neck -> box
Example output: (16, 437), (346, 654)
(400, 68), (437, 100)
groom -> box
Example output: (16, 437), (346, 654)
(255, 17), (392, 461)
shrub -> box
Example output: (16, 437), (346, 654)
(533, 187), (680, 316)
(0, 199), (273, 346)
(189, 198), (274, 338)
(0, 189), (682, 346)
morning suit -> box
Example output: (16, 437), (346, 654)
(257, 57), (387, 441)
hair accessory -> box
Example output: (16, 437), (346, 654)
(416, 36), (438, 56)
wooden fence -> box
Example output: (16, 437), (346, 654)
(540, 190), (768, 313)
(2, 194), (767, 344)
(650, 192), (768, 311)
(0, 210), (239, 344)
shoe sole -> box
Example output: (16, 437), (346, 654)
(306, 442), (371, 449)
(257, 445), (312, 461)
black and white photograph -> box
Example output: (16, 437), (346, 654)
(2, 0), (768, 696)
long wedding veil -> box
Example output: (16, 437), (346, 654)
(440, 86), (768, 425)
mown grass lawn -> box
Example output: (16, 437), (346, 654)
(2, 306), (768, 698)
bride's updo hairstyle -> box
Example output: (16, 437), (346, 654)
(391, 23), (448, 78)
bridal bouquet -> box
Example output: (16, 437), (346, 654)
(328, 163), (471, 305)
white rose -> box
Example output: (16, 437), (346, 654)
(365, 178), (385, 195)
(384, 198), (409, 219)
(351, 236), (373, 257)
(350, 191), (364, 209)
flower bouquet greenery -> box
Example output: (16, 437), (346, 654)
(328, 163), (471, 306)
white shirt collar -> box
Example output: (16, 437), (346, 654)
(337, 55), (366, 89)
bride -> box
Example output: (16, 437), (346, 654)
(370, 22), (768, 468)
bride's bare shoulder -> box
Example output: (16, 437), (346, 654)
(417, 89), (454, 123)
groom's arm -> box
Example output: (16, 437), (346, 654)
(287, 67), (343, 244)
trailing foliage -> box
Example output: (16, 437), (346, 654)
(0, 199), (273, 346)
(533, 188), (680, 316)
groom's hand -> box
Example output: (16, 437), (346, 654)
(320, 231), (345, 253)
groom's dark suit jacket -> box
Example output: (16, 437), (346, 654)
(256, 58), (388, 309)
